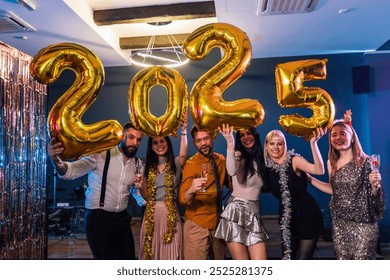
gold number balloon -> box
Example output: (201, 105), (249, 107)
(128, 66), (188, 137)
(30, 43), (123, 160)
(183, 22), (265, 133)
(275, 59), (335, 140)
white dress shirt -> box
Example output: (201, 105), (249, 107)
(60, 146), (137, 212)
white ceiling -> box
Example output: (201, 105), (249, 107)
(1, 0), (390, 67)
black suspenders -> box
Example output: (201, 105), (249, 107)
(99, 149), (111, 208)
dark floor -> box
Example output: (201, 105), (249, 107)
(48, 216), (390, 260)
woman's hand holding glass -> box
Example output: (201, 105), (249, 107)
(369, 154), (382, 191)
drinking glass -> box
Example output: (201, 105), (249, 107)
(370, 154), (380, 171)
(199, 163), (209, 192)
(134, 160), (145, 187)
(370, 154), (381, 188)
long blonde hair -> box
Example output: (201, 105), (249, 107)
(328, 121), (366, 171)
(264, 130), (287, 162)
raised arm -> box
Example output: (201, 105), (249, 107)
(218, 124), (237, 176)
(178, 113), (188, 168)
(307, 174), (333, 195)
(48, 137), (68, 176)
(218, 124), (235, 152)
(308, 160), (333, 194)
(293, 127), (326, 175)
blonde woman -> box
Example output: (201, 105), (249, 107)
(263, 128), (326, 259)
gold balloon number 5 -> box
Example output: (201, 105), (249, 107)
(275, 59), (335, 140)
(30, 43), (123, 160)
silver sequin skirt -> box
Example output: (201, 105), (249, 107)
(215, 196), (269, 246)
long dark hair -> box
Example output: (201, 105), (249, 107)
(144, 136), (177, 176)
(235, 127), (265, 181)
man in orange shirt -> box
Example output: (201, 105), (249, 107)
(179, 126), (227, 260)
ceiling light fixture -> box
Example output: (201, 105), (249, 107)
(129, 22), (189, 68)
(16, 0), (36, 11)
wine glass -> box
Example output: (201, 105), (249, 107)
(370, 154), (380, 171)
(134, 160), (145, 187)
(370, 154), (381, 188)
(199, 163), (209, 192)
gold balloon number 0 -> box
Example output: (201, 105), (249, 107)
(30, 43), (123, 160)
(128, 66), (188, 137)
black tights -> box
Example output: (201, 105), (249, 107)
(282, 238), (318, 260)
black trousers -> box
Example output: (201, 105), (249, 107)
(84, 209), (135, 260)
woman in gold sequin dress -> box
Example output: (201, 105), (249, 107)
(310, 117), (385, 259)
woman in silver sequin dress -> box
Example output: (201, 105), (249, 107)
(263, 128), (326, 260)
(215, 124), (268, 260)
(310, 119), (385, 260)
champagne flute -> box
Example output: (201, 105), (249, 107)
(370, 154), (381, 188)
(199, 163), (209, 192)
(134, 160), (144, 187)
(370, 154), (380, 171)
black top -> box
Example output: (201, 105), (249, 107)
(264, 154), (324, 239)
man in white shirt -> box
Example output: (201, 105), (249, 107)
(48, 122), (143, 259)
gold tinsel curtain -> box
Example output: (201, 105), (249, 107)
(0, 41), (47, 259)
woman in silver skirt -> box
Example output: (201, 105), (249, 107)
(216, 124), (269, 260)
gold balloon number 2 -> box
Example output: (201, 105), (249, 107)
(30, 43), (123, 160)
(183, 22), (265, 133)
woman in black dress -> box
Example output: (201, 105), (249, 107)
(263, 129), (326, 259)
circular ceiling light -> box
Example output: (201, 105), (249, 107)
(130, 49), (189, 68)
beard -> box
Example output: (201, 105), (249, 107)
(198, 144), (213, 157)
(120, 141), (138, 158)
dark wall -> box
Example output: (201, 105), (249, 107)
(47, 50), (389, 240)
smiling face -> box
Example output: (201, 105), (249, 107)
(239, 129), (255, 150)
(330, 125), (353, 151)
(266, 136), (285, 160)
(193, 131), (213, 157)
(264, 130), (287, 162)
(120, 127), (143, 158)
(151, 137), (168, 156)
